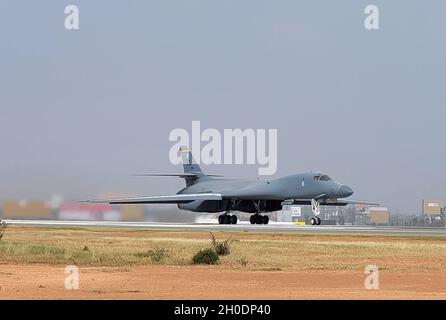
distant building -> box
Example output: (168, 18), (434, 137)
(422, 199), (443, 216)
(277, 205), (303, 223)
(277, 205), (342, 225)
(2, 200), (52, 219)
(120, 205), (145, 221)
(58, 203), (120, 220)
(99, 193), (145, 221)
(421, 199), (444, 225)
(366, 207), (390, 225)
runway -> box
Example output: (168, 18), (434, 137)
(3, 219), (446, 237)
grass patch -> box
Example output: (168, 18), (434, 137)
(192, 248), (219, 265)
(0, 226), (445, 273)
(209, 232), (232, 256)
(0, 221), (6, 241)
(237, 256), (248, 267)
(135, 247), (170, 263)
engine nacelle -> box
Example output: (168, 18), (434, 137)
(178, 200), (228, 213)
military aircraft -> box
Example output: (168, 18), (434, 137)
(86, 147), (378, 225)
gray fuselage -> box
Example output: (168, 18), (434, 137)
(177, 172), (353, 213)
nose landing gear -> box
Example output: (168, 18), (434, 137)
(310, 217), (321, 226)
(310, 199), (322, 226)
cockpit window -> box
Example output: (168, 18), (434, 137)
(314, 174), (332, 182)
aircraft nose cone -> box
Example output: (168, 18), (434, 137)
(339, 185), (353, 197)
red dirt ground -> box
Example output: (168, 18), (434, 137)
(1, 264), (445, 300)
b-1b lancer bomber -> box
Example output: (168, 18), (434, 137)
(86, 148), (377, 225)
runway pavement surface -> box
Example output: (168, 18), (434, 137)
(3, 219), (446, 237)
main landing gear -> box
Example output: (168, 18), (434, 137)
(310, 199), (322, 226)
(249, 201), (269, 225)
(218, 211), (238, 225)
(249, 214), (269, 225)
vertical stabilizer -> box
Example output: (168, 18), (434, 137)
(179, 146), (203, 186)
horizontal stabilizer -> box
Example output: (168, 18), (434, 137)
(132, 173), (223, 178)
(288, 198), (379, 207)
(329, 199), (380, 206)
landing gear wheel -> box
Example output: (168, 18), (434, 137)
(224, 215), (231, 224)
(218, 215), (224, 224)
(231, 215), (238, 224)
(250, 214), (269, 225)
(255, 215), (263, 224)
(310, 217), (317, 226)
(316, 217), (321, 225)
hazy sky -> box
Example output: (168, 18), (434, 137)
(0, 1), (445, 214)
